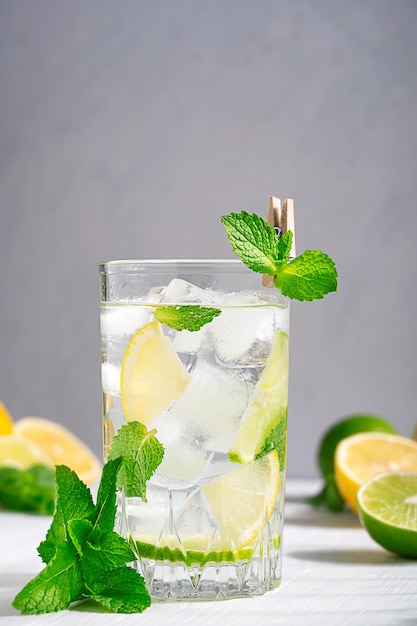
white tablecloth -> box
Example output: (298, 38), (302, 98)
(1, 480), (416, 625)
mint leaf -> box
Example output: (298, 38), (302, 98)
(67, 518), (94, 554)
(0, 464), (55, 514)
(274, 250), (337, 301)
(154, 304), (221, 331)
(38, 465), (95, 564)
(88, 567), (151, 614)
(108, 422), (164, 500)
(82, 530), (136, 578)
(256, 413), (287, 470)
(12, 540), (84, 614)
(221, 211), (280, 275)
(93, 457), (122, 534)
(277, 230), (293, 263)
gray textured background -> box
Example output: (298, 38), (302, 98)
(1, 1), (416, 478)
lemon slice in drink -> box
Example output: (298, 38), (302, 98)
(121, 321), (190, 425)
(202, 450), (280, 551)
(228, 331), (288, 464)
(357, 471), (417, 558)
(335, 432), (417, 512)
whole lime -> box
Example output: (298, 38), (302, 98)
(318, 414), (398, 479)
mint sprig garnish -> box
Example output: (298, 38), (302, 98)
(153, 304), (221, 331)
(13, 422), (164, 615)
(221, 211), (337, 301)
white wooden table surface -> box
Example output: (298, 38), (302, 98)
(1, 480), (416, 626)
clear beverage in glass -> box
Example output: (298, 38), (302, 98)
(99, 260), (289, 600)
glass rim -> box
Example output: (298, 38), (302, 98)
(99, 258), (247, 274)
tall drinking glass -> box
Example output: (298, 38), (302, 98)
(99, 260), (289, 600)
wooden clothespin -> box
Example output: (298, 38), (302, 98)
(262, 195), (296, 288)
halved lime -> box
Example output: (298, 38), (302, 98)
(357, 471), (417, 558)
(0, 434), (53, 470)
(228, 331), (288, 464)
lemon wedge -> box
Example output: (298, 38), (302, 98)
(202, 450), (280, 551)
(121, 321), (190, 425)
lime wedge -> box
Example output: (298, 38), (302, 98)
(121, 321), (190, 425)
(228, 331), (288, 464)
(357, 471), (417, 558)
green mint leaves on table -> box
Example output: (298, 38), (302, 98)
(0, 464), (55, 514)
(154, 304), (221, 331)
(13, 422), (164, 615)
(221, 211), (337, 301)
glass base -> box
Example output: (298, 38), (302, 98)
(134, 552), (282, 601)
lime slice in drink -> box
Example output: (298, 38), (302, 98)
(135, 451), (280, 562)
(134, 536), (255, 566)
(121, 321), (190, 425)
(202, 449), (280, 551)
(228, 331), (288, 464)
(357, 471), (417, 558)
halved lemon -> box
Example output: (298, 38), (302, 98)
(121, 321), (190, 425)
(335, 432), (417, 512)
(201, 450), (280, 551)
(14, 417), (101, 485)
(228, 331), (288, 463)
(0, 401), (13, 435)
(0, 434), (53, 470)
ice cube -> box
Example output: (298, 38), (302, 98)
(145, 286), (165, 303)
(172, 328), (207, 354)
(210, 303), (288, 367)
(151, 410), (208, 486)
(154, 440), (208, 485)
(101, 362), (121, 395)
(161, 278), (214, 304)
(100, 305), (151, 337)
(169, 359), (250, 453)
